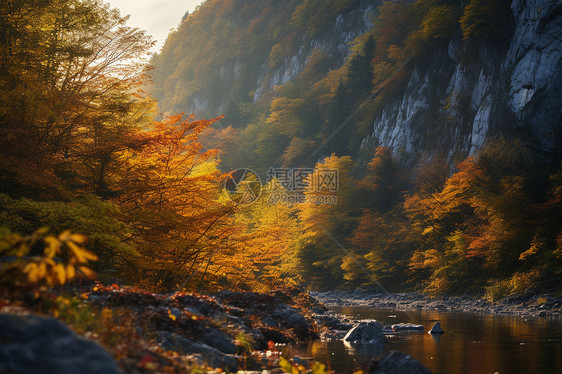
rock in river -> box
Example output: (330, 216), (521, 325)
(391, 323), (424, 332)
(428, 322), (444, 334)
(343, 321), (387, 344)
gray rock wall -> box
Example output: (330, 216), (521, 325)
(163, 0), (561, 162)
(362, 0), (562, 163)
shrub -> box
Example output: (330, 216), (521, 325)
(484, 270), (540, 301)
(0, 227), (97, 291)
(0, 194), (135, 271)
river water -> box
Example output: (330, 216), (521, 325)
(282, 306), (562, 374)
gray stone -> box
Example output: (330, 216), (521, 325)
(313, 314), (341, 327)
(428, 322), (444, 334)
(271, 307), (312, 340)
(343, 321), (387, 344)
(0, 313), (122, 374)
(200, 328), (236, 354)
(309, 307), (328, 314)
(391, 323), (424, 332)
(368, 351), (433, 374)
(158, 331), (237, 372)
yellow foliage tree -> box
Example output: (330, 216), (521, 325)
(115, 115), (237, 291)
(0, 228), (97, 291)
(267, 97), (306, 138)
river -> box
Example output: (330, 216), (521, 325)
(281, 306), (562, 373)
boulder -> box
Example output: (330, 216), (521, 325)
(173, 294), (223, 316)
(391, 323), (424, 332)
(313, 314), (341, 327)
(200, 328), (237, 354)
(428, 322), (444, 334)
(333, 322), (354, 331)
(321, 330), (348, 340)
(158, 331), (237, 372)
(368, 351), (432, 374)
(271, 307), (312, 340)
(343, 321), (387, 344)
(310, 307), (328, 314)
(0, 313), (122, 374)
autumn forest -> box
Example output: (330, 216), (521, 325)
(1, 0), (562, 371)
(1, 0), (560, 301)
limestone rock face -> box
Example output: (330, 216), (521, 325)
(154, 0), (562, 163)
(506, 0), (562, 149)
(363, 0), (562, 163)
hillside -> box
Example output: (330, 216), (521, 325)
(151, 0), (562, 172)
(147, 0), (562, 294)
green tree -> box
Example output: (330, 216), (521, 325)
(266, 97), (307, 138)
(349, 207), (415, 290)
(296, 155), (363, 289)
(420, 5), (456, 40)
(347, 36), (376, 99)
(405, 140), (538, 294)
(362, 147), (404, 212)
(322, 80), (354, 156)
(460, 0), (513, 40)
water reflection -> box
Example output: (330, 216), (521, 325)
(282, 307), (562, 374)
(342, 341), (384, 362)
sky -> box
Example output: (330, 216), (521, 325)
(107, 0), (204, 52)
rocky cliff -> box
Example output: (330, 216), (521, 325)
(361, 0), (562, 162)
(252, 2), (377, 103)
(151, 0), (562, 167)
(152, 0), (377, 121)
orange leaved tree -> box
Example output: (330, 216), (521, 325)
(115, 114), (237, 291)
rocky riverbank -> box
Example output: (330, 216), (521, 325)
(312, 290), (562, 317)
(0, 285), (321, 373)
(2, 286), (559, 373)
(0, 285), (446, 373)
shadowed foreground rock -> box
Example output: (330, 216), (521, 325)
(0, 313), (122, 374)
(158, 331), (238, 372)
(368, 351), (432, 374)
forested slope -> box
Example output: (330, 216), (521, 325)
(151, 0), (562, 172)
(149, 0), (562, 295)
(1, 0), (560, 298)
